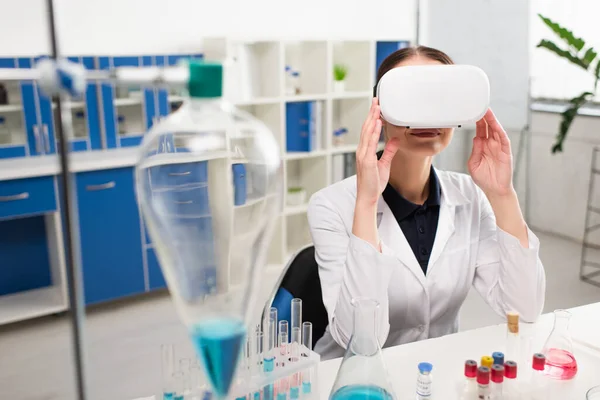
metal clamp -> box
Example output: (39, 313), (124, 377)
(33, 125), (41, 154)
(0, 192), (30, 202)
(85, 181), (116, 191)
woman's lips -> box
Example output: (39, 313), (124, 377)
(409, 129), (441, 138)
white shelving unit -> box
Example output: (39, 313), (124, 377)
(203, 37), (400, 266)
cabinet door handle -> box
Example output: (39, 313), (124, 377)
(42, 124), (50, 153)
(174, 200), (193, 204)
(169, 171), (191, 176)
(0, 192), (30, 202)
(85, 181), (116, 191)
(33, 125), (41, 154)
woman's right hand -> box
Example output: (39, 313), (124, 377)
(355, 98), (400, 207)
(352, 98), (400, 250)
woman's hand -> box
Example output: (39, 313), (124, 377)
(352, 98), (399, 251)
(467, 108), (514, 198)
(468, 108), (529, 246)
(355, 98), (400, 207)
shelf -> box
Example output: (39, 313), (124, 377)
(331, 144), (357, 154)
(0, 286), (66, 325)
(236, 97), (281, 106)
(0, 104), (21, 113)
(285, 150), (328, 160)
(235, 196), (269, 209)
(283, 203), (308, 216)
(115, 98), (142, 107)
(331, 91), (372, 100)
(284, 94), (328, 102)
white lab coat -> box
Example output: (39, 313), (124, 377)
(306, 169), (546, 360)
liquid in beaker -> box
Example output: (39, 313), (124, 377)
(541, 309), (578, 380)
(329, 298), (396, 400)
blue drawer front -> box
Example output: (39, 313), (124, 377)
(147, 247), (166, 290)
(0, 146), (27, 159)
(0, 176), (56, 220)
(149, 161), (208, 188)
(153, 185), (210, 217)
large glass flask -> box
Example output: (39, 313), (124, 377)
(135, 61), (283, 399)
(329, 298), (397, 400)
(541, 309), (578, 380)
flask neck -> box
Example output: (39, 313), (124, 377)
(552, 310), (572, 332)
(350, 298), (379, 356)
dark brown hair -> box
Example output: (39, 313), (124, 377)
(374, 46), (454, 96)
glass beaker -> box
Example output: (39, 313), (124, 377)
(541, 309), (578, 380)
(329, 298), (396, 400)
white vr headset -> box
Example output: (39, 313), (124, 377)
(375, 65), (490, 128)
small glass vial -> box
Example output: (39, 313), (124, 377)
(531, 353), (548, 400)
(492, 352), (504, 366)
(477, 366), (491, 400)
(416, 362), (433, 399)
(458, 360), (477, 400)
(503, 361), (519, 399)
(481, 356), (493, 369)
(118, 115), (126, 135)
(0, 116), (10, 144)
(291, 71), (301, 95)
(490, 364), (504, 399)
(73, 111), (86, 137)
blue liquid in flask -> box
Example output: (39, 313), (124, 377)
(330, 385), (394, 400)
(163, 393), (175, 400)
(190, 317), (247, 398)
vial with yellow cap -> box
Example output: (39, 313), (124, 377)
(480, 356), (494, 369)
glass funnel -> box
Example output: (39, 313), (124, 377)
(541, 309), (578, 380)
(135, 61), (283, 399)
(329, 298), (397, 400)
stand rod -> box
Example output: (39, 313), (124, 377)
(46, 1), (89, 399)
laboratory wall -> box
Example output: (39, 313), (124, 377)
(0, 0), (417, 56)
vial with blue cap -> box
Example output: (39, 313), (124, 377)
(416, 362), (433, 399)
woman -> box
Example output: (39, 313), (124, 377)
(306, 46), (546, 360)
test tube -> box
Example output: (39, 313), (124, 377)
(291, 298), (302, 333)
(179, 358), (192, 395)
(173, 370), (186, 400)
(301, 322), (313, 394)
(263, 313), (277, 400)
(161, 344), (176, 400)
(279, 321), (289, 367)
(289, 327), (301, 400)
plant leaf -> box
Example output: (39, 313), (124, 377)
(583, 47), (598, 67)
(552, 91), (594, 153)
(537, 39), (589, 70)
(538, 13), (585, 52)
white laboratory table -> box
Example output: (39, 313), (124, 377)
(316, 302), (600, 400)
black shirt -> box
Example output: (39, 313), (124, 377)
(381, 166), (441, 275)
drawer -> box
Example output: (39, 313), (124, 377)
(0, 176), (57, 220)
(153, 185), (211, 218)
(149, 161), (208, 189)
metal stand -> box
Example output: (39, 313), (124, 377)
(580, 147), (600, 288)
(45, 1), (90, 399)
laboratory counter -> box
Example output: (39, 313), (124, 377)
(315, 301), (600, 400)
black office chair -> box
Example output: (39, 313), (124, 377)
(262, 245), (328, 349)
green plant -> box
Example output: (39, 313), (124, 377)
(537, 14), (600, 153)
(333, 64), (348, 81)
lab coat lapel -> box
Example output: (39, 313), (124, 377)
(427, 169), (471, 275)
(377, 197), (428, 288)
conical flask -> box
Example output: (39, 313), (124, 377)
(541, 309), (578, 380)
(329, 298), (397, 400)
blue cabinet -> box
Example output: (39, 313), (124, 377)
(76, 167), (145, 304)
(0, 57), (52, 158)
(147, 247), (166, 290)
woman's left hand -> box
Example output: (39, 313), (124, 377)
(467, 108), (514, 198)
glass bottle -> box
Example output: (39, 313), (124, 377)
(505, 311), (520, 364)
(329, 298), (396, 400)
(415, 362), (433, 400)
(541, 309), (578, 380)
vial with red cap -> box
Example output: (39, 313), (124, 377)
(530, 353), (548, 400)
(458, 360), (478, 400)
(477, 366), (491, 400)
(503, 361), (519, 399)
(490, 365), (504, 399)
